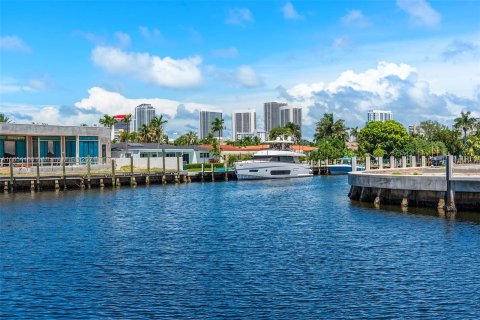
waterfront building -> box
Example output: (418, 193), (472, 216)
(235, 129), (267, 142)
(0, 123), (111, 162)
(112, 115), (131, 141)
(231, 109), (256, 141)
(135, 104), (156, 132)
(264, 102), (287, 134)
(111, 142), (212, 164)
(199, 111), (222, 139)
(367, 110), (393, 122)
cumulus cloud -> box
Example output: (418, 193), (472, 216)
(225, 8), (254, 26)
(0, 35), (31, 53)
(341, 10), (370, 28)
(280, 61), (479, 138)
(397, 0), (441, 28)
(74, 87), (220, 134)
(211, 46), (239, 58)
(282, 2), (303, 20)
(91, 46), (202, 89)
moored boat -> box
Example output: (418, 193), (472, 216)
(234, 138), (312, 180)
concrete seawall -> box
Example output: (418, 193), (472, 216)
(348, 165), (480, 212)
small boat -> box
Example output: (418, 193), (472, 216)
(327, 157), (365, 175)
(234, 138), (313, 180)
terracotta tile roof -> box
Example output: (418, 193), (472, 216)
(199, 144), (318, 152)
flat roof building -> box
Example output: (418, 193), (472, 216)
(264, 102), (287, 134)
(0, 123), (111, 162)
(135, 104), (156, 132)
(199, 111), (222, 139)
(367, 110), (393, 122)
(232, 109), (256, 141)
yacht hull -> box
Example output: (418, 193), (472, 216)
(234, 161), (313, 180)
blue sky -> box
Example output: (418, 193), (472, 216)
(1, 0), (479, 139)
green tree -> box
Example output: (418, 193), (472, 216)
(465, 136), (480, 158)
(357, 120), (410, 156)
(284, 122), (301, 143)
(0, 113), (11, 123)
(418, 120), (447, 141)
(149, 115), (168, 144)
(209, 139), (222, 160)
(310, 138), (345, 162)
(175, 131), (198, 145)
(349, 127), (359, 141)
(314, 113), (348, 143)
(99, 114), (116, 128)
(436, 128), (462, 155)
(454, 111), (477, 146)
(269, 126), (290, 140)
(122, 114), (132, 154)
(211, 117), (225, 143)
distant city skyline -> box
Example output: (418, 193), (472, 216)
(1, 1), (479, 139)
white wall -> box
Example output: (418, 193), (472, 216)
(113, 157), (182, 170)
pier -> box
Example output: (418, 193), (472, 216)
(348, 155), (480, 212)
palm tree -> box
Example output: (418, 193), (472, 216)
(211, 117), (225, 144)
(454, 111), (477, 146)
(184, 131), (198, 145)
(0, 113), (11, 123)
(122, 114), (132, 155)
(350, 127), (359, 141)
(99, 114), (116, 140)
(149, 115), (168, 144)
(314, 113), (348, 143)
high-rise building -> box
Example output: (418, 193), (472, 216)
(264, 102), (288, 134)
(112, 115), (131, 140)
(367, 110), (393, 122)
(232, 110), (256, 141)
(280, 106), (302, 128)
(135, 104), (156, 131)
(199, 111), (222, 139)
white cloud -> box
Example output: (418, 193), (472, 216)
(211, 47), (239, 58)
(235, 65), (263, 88)
(341, 10), (370, 28)
(281, 61), (479, 137)
(0, 76), (54, 94)
(0, 35), (31, 53)
(91, 46), (202, 89)
(397, 0), (441, 28)
(225, 8), (254, 26)
(282, 2), (303, 20)
(114, 31), (131, 48)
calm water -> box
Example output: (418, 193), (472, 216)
(1, 176), (480, 319)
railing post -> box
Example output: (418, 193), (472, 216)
(351, 156), (357, 172)
(62, 157), (67, 190)
(402, 156), (407, 168)
(411, 156), (416, 168)
(9, 158), (14, 193)
(365, 156), (371, 171)
(378, 157), (383, 170)
(201, 163), (205, 182)
(147, 156), (151, 175)
(111, 159), (116, 188)
(162, 149), (166, 181)
(211, 163), (215, 182)
(446, 155), (456, 213)
(87, 155), (91, 189)
(390, 156), (395, 169)
(421, 156), (426, 167)
(224, 161), (228, 181)
(36, 162), (40, 192)
(176, 156), (180, 182)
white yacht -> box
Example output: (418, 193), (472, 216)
(234, 138), (313, 180)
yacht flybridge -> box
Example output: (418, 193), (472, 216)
(234, 138), (313, 180)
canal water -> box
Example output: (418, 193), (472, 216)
(1, 176), (479, 319)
